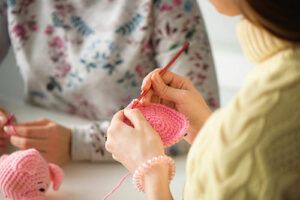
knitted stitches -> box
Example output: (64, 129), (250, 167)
(0, 149), (64, 200)
(184, 20), (300, 199)
(128, 100), (188, 147)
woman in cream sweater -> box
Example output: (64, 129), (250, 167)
(106, 0), (300, 199)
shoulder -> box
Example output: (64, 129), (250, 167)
(184, 47), (300, 199)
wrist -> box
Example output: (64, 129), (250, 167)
(144, 164), (172, 200)
(132, 155), (174, 200)
(186, 102), (212, 144)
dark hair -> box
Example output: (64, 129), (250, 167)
(239, 0), (300, 43)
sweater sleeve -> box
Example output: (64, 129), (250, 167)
(0, 0), (10, 64)
(71, 120), (113, 162)
(152, 0), (219, 110)
(184, 56), (300, 199)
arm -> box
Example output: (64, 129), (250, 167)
(0, 0), (11, 64)
(152, 0), (220, 110)
(6, 119), (113, 165)
(144, 164), (173, 200)
(184, 70), (300, 199)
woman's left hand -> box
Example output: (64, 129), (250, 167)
(105, 108), (164, 172)
(4, 118), (71, 166)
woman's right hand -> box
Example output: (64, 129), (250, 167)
(0, 108), (9, 155)
(141, 69), (212, 144)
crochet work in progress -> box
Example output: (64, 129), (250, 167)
(103, 101), (188, 200)
(127, 100), (189, 147)
(0, 149), (64, 200)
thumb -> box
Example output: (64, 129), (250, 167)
(151, 73), (183, 103)
(124, 108), (146, 129)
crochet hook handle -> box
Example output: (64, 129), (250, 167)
(137, 42), (190, 102)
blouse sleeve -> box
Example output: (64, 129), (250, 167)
(71, 120), (113, 161)
(152, 0), (220, 110)
(0, 0), (10, 64)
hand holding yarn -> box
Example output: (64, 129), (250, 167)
(104, 43), (190, 199)
(106, 108), (165, 172)
(141, 69), (212, 143)
(105, 103), (183, 199)
(0, 149), (63, 200)
(127, 99), (188, 147)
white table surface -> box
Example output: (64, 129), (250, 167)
(0, 96), (187, 200)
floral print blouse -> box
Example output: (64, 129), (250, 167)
(0, 0), (219, 161)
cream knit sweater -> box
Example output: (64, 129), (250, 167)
(184, 19), (300, 200)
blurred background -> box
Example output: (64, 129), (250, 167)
(0, 0), (252, 106)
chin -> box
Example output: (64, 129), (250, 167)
(218, 9), (241, 16)
(210, 0), (241, 16)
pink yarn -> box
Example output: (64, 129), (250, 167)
(0, 149), (64, 200)
(102, 172), (131, 200)
(127, 100), (188, 147)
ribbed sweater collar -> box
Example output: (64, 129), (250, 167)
(236, 19), (292, 64)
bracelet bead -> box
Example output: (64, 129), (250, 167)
(132, 155), (175, 192)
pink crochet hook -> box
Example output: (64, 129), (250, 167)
(132, 42), (190, 108)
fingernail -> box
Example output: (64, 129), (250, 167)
(3, 125), (17, 136)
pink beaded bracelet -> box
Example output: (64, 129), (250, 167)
(132, 155), (176, 192)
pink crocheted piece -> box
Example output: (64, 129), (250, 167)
(0, 149), (64, 200)
(127, 100), (188, 147)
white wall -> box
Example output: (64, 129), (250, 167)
(0, 0), (253, 105)
(197, 0), (252, 104)
(0, 48), (24, 99)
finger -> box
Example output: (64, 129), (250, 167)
(19, 118), (50, 127)
(161, 99), (176, 109)
(112, 154), (119, 161)
(141, 89), (154, 105)
(4, 125), (48, 139)
(151, 73), (184, 102)
(105, 141), (112, 153)
(110, 110), (126, 125)
(151, 93), (161, 104)
(141, 73), (152, 92)
(10, 136), (46, 150)
(141, 90), (161, 106)
(158, 70), (189, 89)
(0, 110), (8, 127)
(141, 69), (161, 91)
(123, 108), (146, 129)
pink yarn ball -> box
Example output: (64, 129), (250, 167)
(127, 100), (188, 147)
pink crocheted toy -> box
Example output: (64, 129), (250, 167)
(127, 100), (188, 147)
(0, 149), (64, 200)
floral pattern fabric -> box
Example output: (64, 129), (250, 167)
(0, 0), (219, 161)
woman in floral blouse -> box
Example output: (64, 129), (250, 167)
(0, 0), (219, 165)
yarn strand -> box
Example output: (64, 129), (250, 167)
(102, 172), (131, 200)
